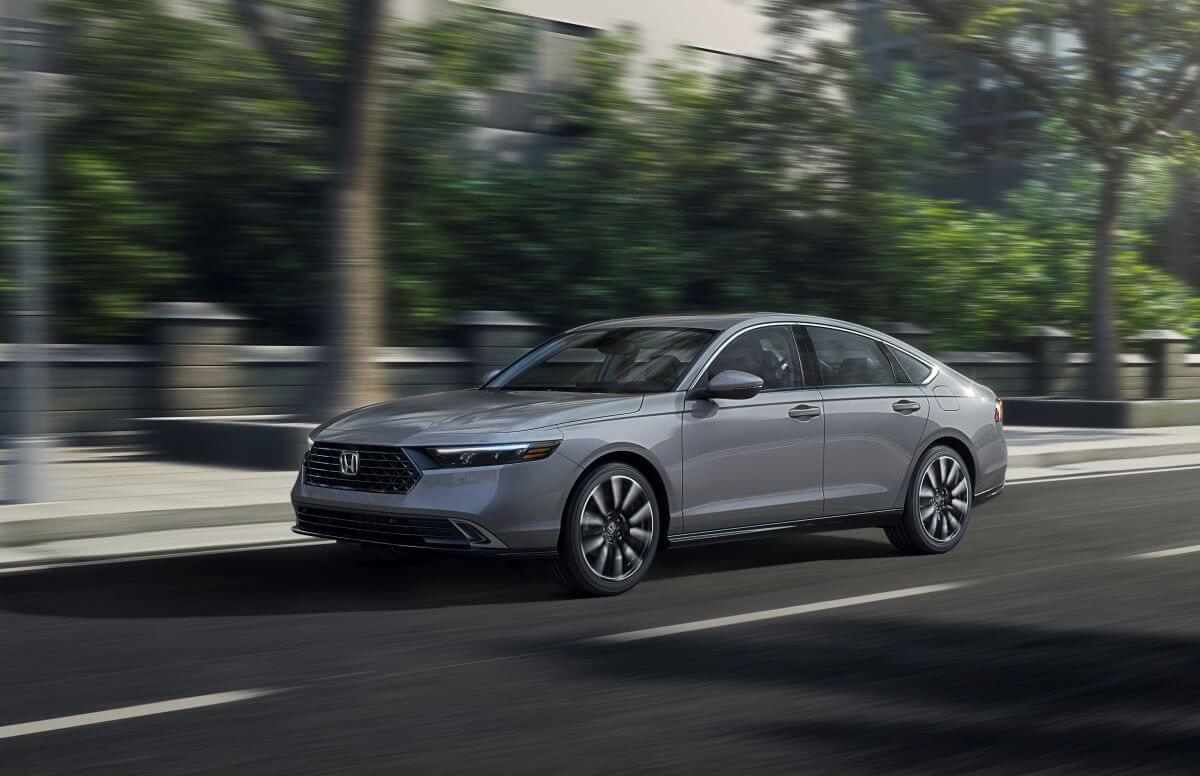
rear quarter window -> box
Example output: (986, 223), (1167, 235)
(892, 348), (934, 384)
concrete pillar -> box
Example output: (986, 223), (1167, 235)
(1140, 329), (1191, 399)
(877, 322), (933, 355)
(1028, 326), (1073, 397)
(455, 311), (543, 385)
(150, 302), (245, 416)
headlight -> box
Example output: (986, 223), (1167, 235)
(425, 441), (560, 468)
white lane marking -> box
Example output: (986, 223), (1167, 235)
(0, 540), (328, 576)
(586, 583), (968, 644)
(1008, 463), (1200, 486)
(1127, 544), (1200, 560)
(0, 689), (278, 740)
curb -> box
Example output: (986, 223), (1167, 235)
(0, 525), (319, 573)
(0, 502), (293, 547)
(1005, 440), (1200, 469)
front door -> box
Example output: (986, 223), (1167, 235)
(800, 326), (929, 516)
(682, 326), (824, 534)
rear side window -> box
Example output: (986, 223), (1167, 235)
(805, 327), (895, 387)
(892, 347), (934, 384)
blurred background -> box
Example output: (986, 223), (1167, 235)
(5, 0), (1200, 456)
(4, 3), (1200, 773)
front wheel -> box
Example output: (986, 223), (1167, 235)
(553, 463), (660, 596)
(885, 445), (972, 554)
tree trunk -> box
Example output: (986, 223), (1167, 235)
(1087, 156), (1124, 400)
(320, 0), (387, 418)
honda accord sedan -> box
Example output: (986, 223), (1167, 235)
(293, 314), (1006, 595)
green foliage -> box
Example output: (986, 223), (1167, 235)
(25, 0), (1200, 350)
(867, 193), (1199, 349)
(48, 0), (325, 341)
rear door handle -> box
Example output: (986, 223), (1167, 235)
(788, 404), (822, 421)
(892, 400), (922, 414)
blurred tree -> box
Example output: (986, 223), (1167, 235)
(233, 0), (388, 415)
(877, 0), (1200, 397)
(771, 0), (1200, 395)
(30, 0), (1200, 366)
(418, 29), (851, 331)
(49, 0), (324, 341)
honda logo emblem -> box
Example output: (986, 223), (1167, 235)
(339, 451), (359, 476)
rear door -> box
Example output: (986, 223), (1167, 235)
(798, 326), (929, 516)
(681, 325), (824, 533)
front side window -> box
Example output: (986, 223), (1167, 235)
(706, 326), (800, 390)
(490, 327), (716, 394)
(806, 327), (896, 387)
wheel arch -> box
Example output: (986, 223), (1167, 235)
(919, 433), (977, 488)
(568, 448), (673, 548)
(896, 428), (979, 509)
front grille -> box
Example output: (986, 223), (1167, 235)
(294, 505), (467, 547)
(304, 443), (422, 494)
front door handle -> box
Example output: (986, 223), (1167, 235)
(788, 404), (822, 421)
(892, 399), (922, 414)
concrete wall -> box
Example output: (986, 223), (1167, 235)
(0, 344), (154, 437)
(234, 345), (472, 415)
(2, 313), (1198, 441)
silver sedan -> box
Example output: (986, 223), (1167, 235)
(293, 314), (1007, 595)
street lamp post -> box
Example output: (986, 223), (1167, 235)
(5, 0), (50, 504)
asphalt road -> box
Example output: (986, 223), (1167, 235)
(2, 467), (1200, 775)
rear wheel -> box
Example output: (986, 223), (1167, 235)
(886, 445), (972, 554)
(553, 463), (660, 596)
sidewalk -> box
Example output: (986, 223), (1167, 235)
(1004, 425), (1200, 468)
(0, 447), (295, 542)
(3, 425), (1200, 568)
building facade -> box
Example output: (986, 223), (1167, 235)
(395, 0), (777, 161)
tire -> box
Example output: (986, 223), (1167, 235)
(886, 445), (972, 555)
(552, 463), (661, 596)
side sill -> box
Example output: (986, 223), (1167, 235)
(667, 510), (902, 548)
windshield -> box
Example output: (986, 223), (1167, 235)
(487, 327), (717, 394)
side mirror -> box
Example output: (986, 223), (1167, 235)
(695, 370), (763, 401)
(480, 369), (500, 387)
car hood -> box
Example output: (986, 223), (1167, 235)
(314, 389), (644, 444)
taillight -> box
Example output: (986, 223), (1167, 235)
(994, 400), (1003, 424)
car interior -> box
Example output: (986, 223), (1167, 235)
(707, 332), (795, 389)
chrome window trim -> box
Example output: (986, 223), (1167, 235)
(684, 320), (940, 391)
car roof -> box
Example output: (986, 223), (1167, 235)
(575, 312), (875, 335)
(574, 313), (767, 331)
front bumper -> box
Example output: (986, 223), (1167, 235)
(290, 446), (581, 552)
(292, 523), (558, 558)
